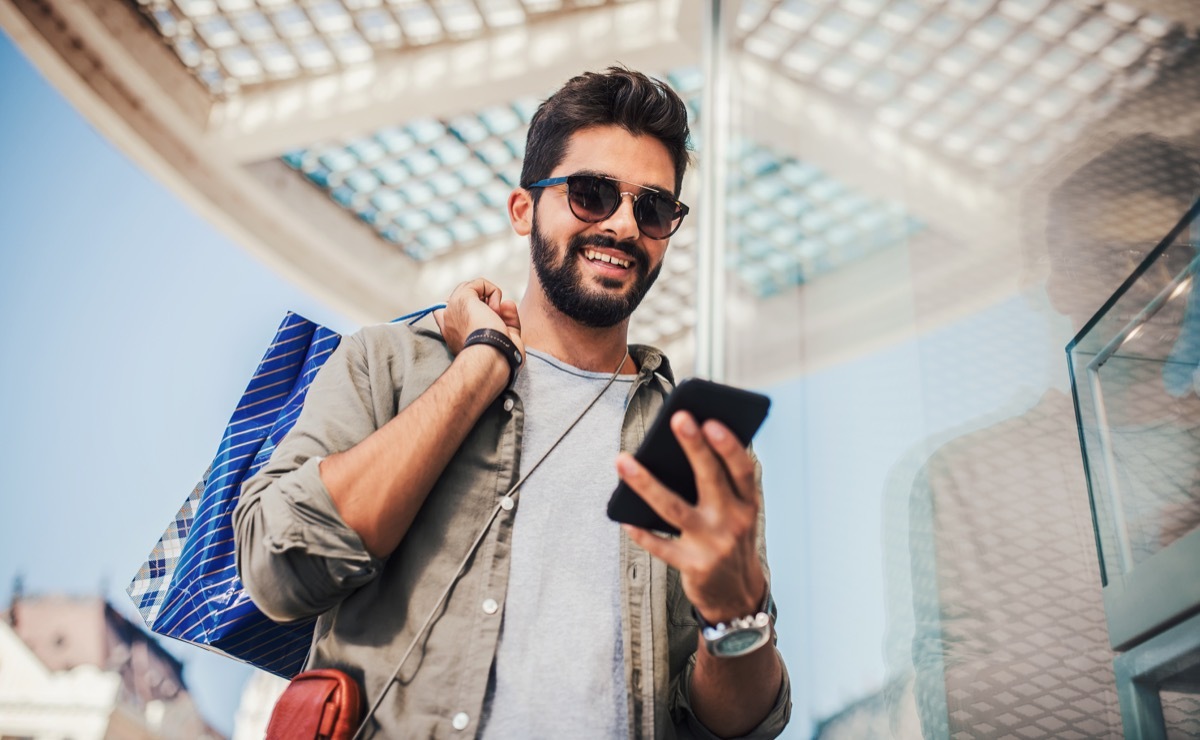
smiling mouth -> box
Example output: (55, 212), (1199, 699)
(584, 249), (633, 269)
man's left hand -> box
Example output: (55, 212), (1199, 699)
(617, 412), (767, 624)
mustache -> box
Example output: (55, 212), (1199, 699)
(571, 234), (646, 264)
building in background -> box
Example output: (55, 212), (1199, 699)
(0, 593), (222, 740)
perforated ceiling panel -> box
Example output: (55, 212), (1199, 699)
(133, 0), (629, 95)
(737, 0), (1197, 181)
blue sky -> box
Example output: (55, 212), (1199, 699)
(0, 30), (351, 733)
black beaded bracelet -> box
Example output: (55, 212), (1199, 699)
(463, 328), (523, 388)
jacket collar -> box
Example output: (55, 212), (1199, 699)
(629, 344), (674, 386)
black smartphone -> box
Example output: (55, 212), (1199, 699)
(606, 378), (771, 535)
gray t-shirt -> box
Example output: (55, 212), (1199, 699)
(479, 349), (636, 738)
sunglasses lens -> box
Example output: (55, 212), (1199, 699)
(566, 176), (619, 221)
(635, 193), (683, 239)
(563, 175), (684, 238)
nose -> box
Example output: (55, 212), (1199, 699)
(599, 191), (642, 242)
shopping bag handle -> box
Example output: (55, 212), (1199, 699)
(388, 304), (446, 326)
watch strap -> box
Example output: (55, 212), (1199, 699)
(693, 587), (776, 629)
(463, 328), (523, 387)
(694, 588), (776, 658)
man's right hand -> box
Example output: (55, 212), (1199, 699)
(434, 278), (524, 360)
(320, 279), (524, 560)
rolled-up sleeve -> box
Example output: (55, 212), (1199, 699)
(233, 332), (386, 623)
(671, 650), (793, 739)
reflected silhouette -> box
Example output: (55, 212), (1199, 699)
(899, 135), (1200, 738)
(1056, 139), (1200, 572)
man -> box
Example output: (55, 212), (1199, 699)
(234, 67), (790, 738)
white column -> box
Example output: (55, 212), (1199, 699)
(696, 0), (731, 381)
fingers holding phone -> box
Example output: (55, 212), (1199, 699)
(671, 412), (760, 508)
(610, 380), (771, 622)
(615, 426), (766, 623)
(607, 379), (769, 534)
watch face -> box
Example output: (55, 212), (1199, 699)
(714, 628), (769, 657)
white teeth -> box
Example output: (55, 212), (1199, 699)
(585, 249), (631, 268)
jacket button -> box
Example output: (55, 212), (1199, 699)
(500, 496), (515, 511)
(503, 397), (515, 412)
(482, 598), (499, 615)
(452, 712), (470, 730)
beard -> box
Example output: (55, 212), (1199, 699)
(530, 213), (663, 328)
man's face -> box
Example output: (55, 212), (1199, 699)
(529, 212), (663, 328)
(526, 126), (675, 328)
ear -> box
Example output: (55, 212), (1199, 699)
(508, 187), (533, 237)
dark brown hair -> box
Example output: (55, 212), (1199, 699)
(520, 66), (692, 196)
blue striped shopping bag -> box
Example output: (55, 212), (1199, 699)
(127, 307), (439, 677)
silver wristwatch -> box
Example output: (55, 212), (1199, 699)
(695, 590), (776, 658)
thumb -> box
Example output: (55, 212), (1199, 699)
(498, 301), (524, 355)
(498, 299), (521, 332)
(432, 308), (446, 335)
(509, 323), (524, 354)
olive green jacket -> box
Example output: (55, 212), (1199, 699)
(233, 323), (791, 738)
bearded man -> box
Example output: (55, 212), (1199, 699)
(234, 67), (791, 739)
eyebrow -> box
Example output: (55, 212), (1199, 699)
(573, 168), (674, 198)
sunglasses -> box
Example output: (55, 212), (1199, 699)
(527, 174), (690, 240)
